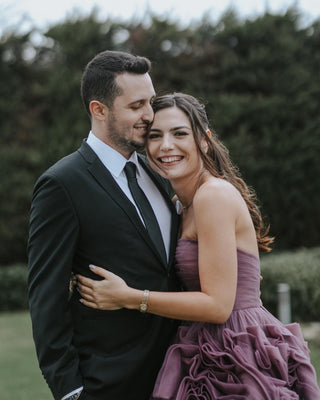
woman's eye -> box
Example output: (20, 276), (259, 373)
(148, 133), (160, 139)
(175, 131), (188, 136)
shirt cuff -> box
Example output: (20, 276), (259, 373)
(61, 387), (83, 400)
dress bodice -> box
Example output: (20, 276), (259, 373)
(175, 238), (261, 310)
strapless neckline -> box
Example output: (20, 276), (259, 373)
(178, 237), (259, 261)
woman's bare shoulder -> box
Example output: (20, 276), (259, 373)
(195, 177), (241, 207)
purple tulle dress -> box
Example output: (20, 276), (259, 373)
(151, 238), (320, 400)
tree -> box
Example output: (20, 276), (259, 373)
(1, 8), (319, 264)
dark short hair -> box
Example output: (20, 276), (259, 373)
(81, 50), (151, 115)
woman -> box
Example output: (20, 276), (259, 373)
(77, 93), (320, 399)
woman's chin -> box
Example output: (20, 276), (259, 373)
(148, 161), (168, 178)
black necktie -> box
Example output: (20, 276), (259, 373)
(124, 162), (167, 264)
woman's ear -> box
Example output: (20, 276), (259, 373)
(201, 139), (209, 153)
(200, 130), (212, 153)
(89, 100), (107, 121)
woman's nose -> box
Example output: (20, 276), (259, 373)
(160, 135), (174, 151)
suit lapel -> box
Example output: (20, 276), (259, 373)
(78, 142), (177, 269)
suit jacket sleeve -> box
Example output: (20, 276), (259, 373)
(28, 172), (82, 399)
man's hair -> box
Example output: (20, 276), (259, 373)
(81, 50), (151, 115)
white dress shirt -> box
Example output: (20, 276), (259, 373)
(86, 131), (171, 259)
(62, 133), (172, 400)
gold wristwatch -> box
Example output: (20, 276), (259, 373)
(139, 289), (149, 313)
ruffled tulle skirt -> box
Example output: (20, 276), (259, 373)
(151, 307), (320, 400)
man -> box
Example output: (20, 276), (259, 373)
(28, 50), (180, 400)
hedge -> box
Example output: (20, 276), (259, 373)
(0, 265), (28, 311)
(1, 247), (319, 323)
(260, 247), (320, 322)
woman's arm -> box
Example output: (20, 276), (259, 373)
(77, 182), (239, 324)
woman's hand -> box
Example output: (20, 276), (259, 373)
(76, 265), (130, 310)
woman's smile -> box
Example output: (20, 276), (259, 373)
(157, 155), (184, 165)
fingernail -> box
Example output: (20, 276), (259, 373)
(89, 264), (96, 270)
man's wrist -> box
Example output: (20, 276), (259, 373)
(64, 393), (81, 400)
(61, 388), (83, 400)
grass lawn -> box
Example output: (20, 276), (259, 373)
(0, 311), (319, 400)
(310, 341), (320, 384)
(0, 311), (51, 400)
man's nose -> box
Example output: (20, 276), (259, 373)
(142, 103), (154, 122)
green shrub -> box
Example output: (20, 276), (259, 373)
(1, 248), (320, 321)
(0, 265), (28, 311)
(260, 247), (320, 322)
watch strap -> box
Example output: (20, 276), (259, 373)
(139, 289), (149, 313)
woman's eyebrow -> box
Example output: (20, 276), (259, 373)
(149, 125), (191, 132)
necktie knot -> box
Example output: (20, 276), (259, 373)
(124, 162), (137, 181)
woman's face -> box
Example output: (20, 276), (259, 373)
(147, 106), (203, 181)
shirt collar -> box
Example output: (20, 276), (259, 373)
(127, 152), (143, 177)
(86, 131), (142, 177)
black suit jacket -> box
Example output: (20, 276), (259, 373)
(28, 141), (180, 400)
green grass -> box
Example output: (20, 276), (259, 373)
(0, 312), (51, 400)
(310, 342), (320, 385)
(0, 312), (319, 400)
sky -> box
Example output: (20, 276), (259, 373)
(1, 0), (320, 36)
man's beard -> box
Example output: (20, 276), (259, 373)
(107, 113), (146, 153)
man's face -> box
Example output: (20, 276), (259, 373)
(106, 72), (156, 158)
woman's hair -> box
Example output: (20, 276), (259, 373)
(151, 92), (274, 252)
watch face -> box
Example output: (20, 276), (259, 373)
(140, 304), (148, 312)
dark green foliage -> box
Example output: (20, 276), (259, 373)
(0, 145), (41, 263)
(260, 247), (320, 322)
(2, 249), (319, 324)
(0, 7), (319, 263)
(0, 265), (28, 311)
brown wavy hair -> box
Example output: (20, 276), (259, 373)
(151, 92), (274, 252)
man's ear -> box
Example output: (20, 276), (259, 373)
(89, 100), (108, 120)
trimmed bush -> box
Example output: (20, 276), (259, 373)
(1, 248), (319, 321)
(260, 247), (320, 322)
(0, 265), (28, 311)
